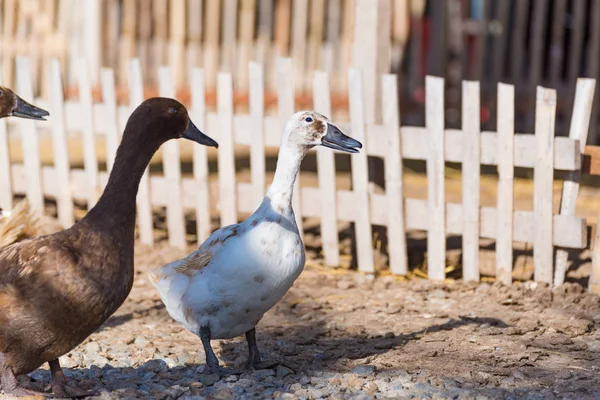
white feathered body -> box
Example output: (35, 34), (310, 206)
(150, 201), (305, 339)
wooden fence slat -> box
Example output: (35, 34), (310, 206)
(15, 57), (44, 215)
(249, 62), (266, 208)
(0, 73), (12, 211)
(382, 74), (407, 275)
(220, 0), (238, 74)
(554, 78), (596, 287)
(128, 59), (154, 245)
(425, 75), (446, 280)
(462, 81), (480, 281)
(348, 68), (374, 273)
(100, 68), (120, 173)
(291, 0), (308, 90)
(158, 66), (186, 249)
(590, 209), (600, 294)
(313, 70), (340, 267)
(217, 72), (238, 226)
(496, 83), (515, 285)
(77, 58), (99, 210)
(277, 57), (303, 236)
(533, 86), (557, 284)
(48, 59), (74, 228)
(191, 68), (212, 242)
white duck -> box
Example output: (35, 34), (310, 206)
(149, 111), (362, 374)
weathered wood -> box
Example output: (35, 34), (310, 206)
(128, 59), (154, 245)
(533, 86), (557, 284)
(554, 78), (596, 287)
(461, 81), (480, 281)
(249, 62), (266, 208)
(0, 73), (12, 211)
(217, 72), (238, 226)
(291, 0), (308, 90)
(100, 68), (120, 173)
(314, 71), (340, 267)
(590, 210), (600, 294)
(382, 74), (407, 275)
(348, 68), (374, 273)
(425, 76), (446, 280)
(496, 83), (515, 285)
(158, 67), (186, 249)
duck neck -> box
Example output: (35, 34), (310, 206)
(265, 141), (306, 214)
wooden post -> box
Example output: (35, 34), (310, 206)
(218, 73), (238, 226)
(533, 86), (557, 284)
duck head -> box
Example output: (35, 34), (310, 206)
(126, 97), (218, 148)
(0, 86), (49, 120)
(283, 110), (362, 153)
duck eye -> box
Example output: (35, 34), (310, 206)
(305, 116), (313, 123)
(168, 106), (177, 114)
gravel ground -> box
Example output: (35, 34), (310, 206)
(2, 242), (598, 400)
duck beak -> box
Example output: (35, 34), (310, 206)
(11, 95), (49, 121)
(321, 123), (362, 153)
(182, 119), (218, 148)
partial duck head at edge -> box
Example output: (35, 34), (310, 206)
(0, 86), (49, 120)
(282, 111), (362, 154)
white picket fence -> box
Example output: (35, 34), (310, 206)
(0, 57), (596, 287)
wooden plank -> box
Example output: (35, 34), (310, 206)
(100, 68), (120, 173)
(276, 57), (303, 236)
(0, 74), (12, 211)
(554, 78), (596, 287)
(158, 67), (186, 249)
(249, 62), (266, 208)
(48, 59), (74, 228)
(237, 0), (256, 91)
(528, 0), (549, 111)
(314, 71), (340, 267)
(348, 68), (374, 273)
(82, 0), (101, 84)
(583, 145), (600, 175)
(533, 86), (557, 284)
(168, 0), (186, 87)
(382, 74), (407, 275)
(77, 58), (99, 210)
(291, 0), (308, 90)
(217, 72), (238, 226)
(425, 75), (446, 280)
(15, 58), (44, 215)
(204, 0), (221, 89)
(128, 59), (154, 245)
(191, 68), (212, 242)
(590, 209), (600, 294)
(220, 0), (238, 73)
(496, 83), (515, 285)
(461, 81), (480, 281)
(307, 0), (325, 78)
(274, 0), (291, 56)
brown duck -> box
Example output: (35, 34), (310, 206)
(0, 86), (49, 120)
(0, 98), (218, 397)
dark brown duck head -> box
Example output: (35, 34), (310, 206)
(0, 86), (49, 120)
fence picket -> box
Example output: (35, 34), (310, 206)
(0, 74), (12, 212)
(462, 81), (481, 281)
(554, 78), (596, 287)
(590, 210), (600, 294)
(100, 68), (120, 173)
(249, 62), (266, 207)
(48, 59), (74, 228)
(128, 59), (154, 245)
(382, 74), (408, 275)
(277, 57), (303, 236)
(291, 0), (308, 90)
(313, 71), (340, 267)
(425, 75), (446, 280)
(191, 68), (212, 242)
(348, 68), (374, 273)
(77, 58), (99, 209)
(158, 66), (186, 249)
(496, 83), (515, 285)
(533, 86), (557, 284)
(15, 58), (44, 215)
(218, 72), (238, 226)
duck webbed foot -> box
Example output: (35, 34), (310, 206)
(50, 359), (97, 398)
(0, 353), (52, 397)
(199, 326), (243, 377)
(244, 328), (278, 370)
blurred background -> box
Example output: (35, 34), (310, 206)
(3, 0), (600, 141)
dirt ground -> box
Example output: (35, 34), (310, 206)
(1, 239), (597, 400)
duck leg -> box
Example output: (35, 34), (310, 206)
(49, 359), (97, 398)
(0, 353), (51, 397)
(199, 326), (242, 376)
(244, 328), (278, 370)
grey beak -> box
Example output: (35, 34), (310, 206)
(321, 123), (362, 153)
(11, 95), (49, 121)
(182, 119), (218, 148)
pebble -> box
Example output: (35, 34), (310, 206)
(198, 373), (221, 386)
(351, 365), (376, 377)
(587, 340), (600, 352)
(276, 365), (295, 379)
